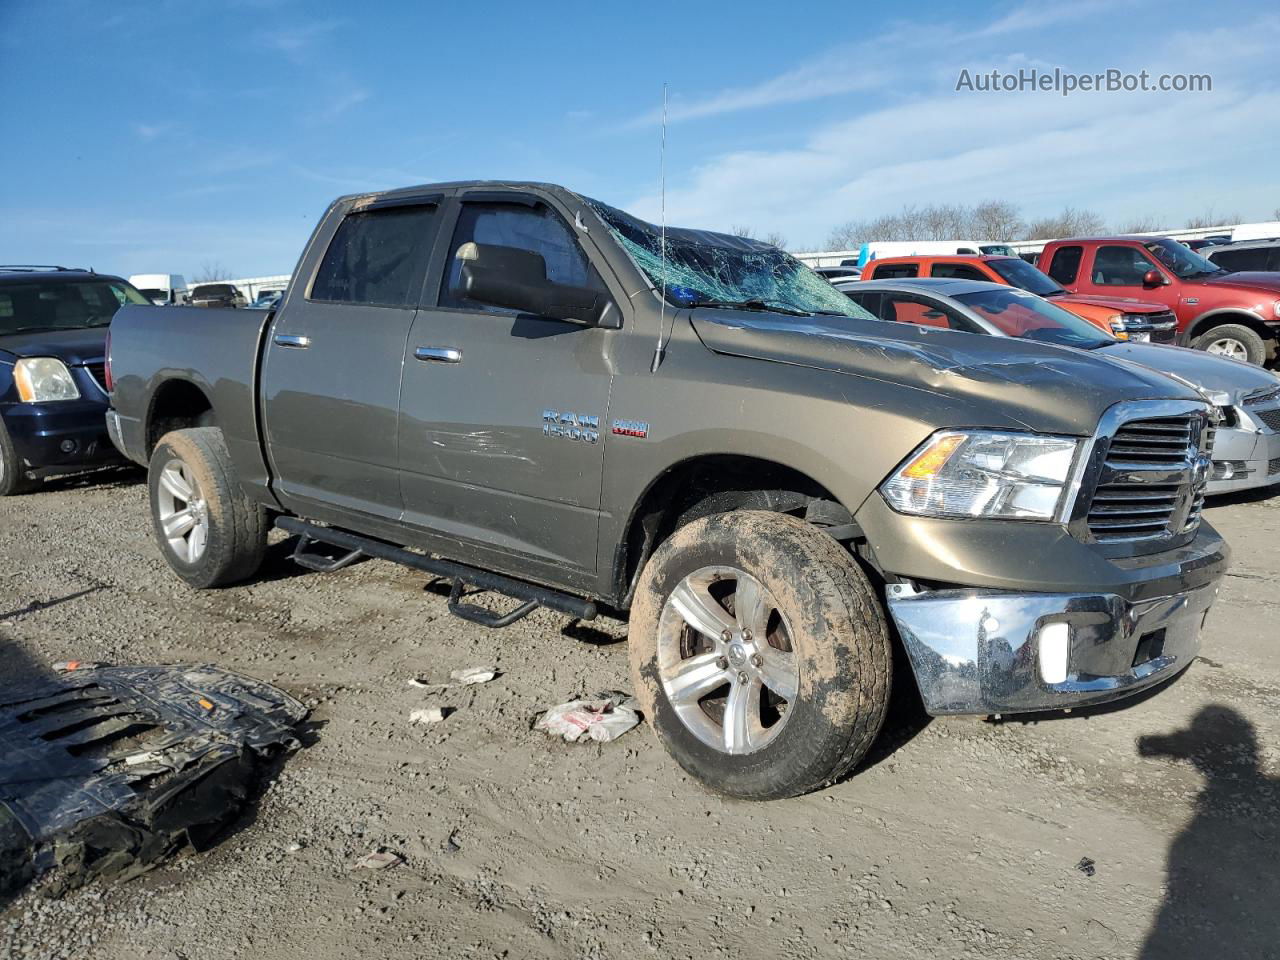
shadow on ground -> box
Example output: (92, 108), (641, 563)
(1137, 705), (1278, 959)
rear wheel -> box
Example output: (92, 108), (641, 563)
(148, 427), (267, 588)
(629, 510), (891, 800)
(0, 419), (38, 497)
(1194, 323), (1267, 365)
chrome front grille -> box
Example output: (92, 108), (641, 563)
(84, 362), (108, 394)
(1085, 412), (1211, 543)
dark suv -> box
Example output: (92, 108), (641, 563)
(0, 266), (149, 495)
(188, 283), (247, 309)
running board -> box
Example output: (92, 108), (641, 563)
(274, 516), (597, 627)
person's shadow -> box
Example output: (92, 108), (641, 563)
(1137, 705), (1278, 959)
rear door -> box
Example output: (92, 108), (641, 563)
(260, 194), (442, 522)
(395, 191), (616, 584)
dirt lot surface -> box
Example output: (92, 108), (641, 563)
(2, 471), (1277, 960)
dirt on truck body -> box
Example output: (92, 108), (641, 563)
(106, 180), (1228, 799)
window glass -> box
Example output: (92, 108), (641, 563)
(441, 202), (595, 311)
(871, 263), (919, 279)
(929, 263), (988, 281)
(1092, 245), (1157, 286)
(311, 204), (437, 306)
(877, 294), (983, 332)
(1209, 248), (1270, 273)
(986, 257), (1063, 296)
(1046, 246), (1082, 284)
(1143, 238), (1224, 279)
(0, 279), (148, 335)
(954, 288), (1112, 348)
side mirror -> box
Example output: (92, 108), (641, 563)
(1142, 269), (1165, 288)
(456, 242), (612, 326)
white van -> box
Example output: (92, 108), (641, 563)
(856, 241), (1014, 266)
(128, 274), (187, 305)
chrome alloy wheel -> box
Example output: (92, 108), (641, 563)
(157, 458), (208, 563)
(1205, 337), (1249, 361)
(656, 565), (799, 755)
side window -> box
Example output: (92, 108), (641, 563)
(1211, 248), (1268, 272)
(844, 290), (881, 317)
(880, 294), (982, 333)
(440, 201), (598, 312)
(311, 203), (438, 307)
(1046, 246), (1082, 284)
(930, 263), (988, 281)
(871, 263), (919, 279)
(1093, 245), (1157, 286)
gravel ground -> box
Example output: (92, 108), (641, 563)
(1, 470), (1277, 960)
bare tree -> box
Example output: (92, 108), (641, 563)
(761, 231), (788, 250)
(1185, 208), (1240, 230)
(969, 200), (1025, 241)
(730, 225), (755, 238)
(1025, 207), (1107, 241)
(195, 261), (231, 283)
(1116, 215), (1164, 234)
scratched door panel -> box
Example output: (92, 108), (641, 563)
(397, 310), (612, 575)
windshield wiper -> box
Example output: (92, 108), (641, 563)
(688, 298), (810, 317)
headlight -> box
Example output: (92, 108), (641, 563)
(14, 357), (80, 403)
(1108, 314), (1129, 340)
(881, 430), (1080, 520)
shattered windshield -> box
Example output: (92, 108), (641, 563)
(586, 198), (867, 319)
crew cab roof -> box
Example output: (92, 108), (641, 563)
(0, 267), (127, 285)
(842, 277), (1011, 297)
(334, 179), (576, 207)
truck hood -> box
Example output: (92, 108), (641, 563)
(0, 327), (108, 365)
(690, 310), (1201, 436)
(1054, 292), (1167, 313)
(1195, 271), (1280, 296)
(1097, 341), (1280, 403)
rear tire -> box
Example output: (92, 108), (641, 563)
(1194, 323), (1267, 365)
(0, 418), (39, 497)
(148, 427), (267, 588)
(628, 510), (891, 800)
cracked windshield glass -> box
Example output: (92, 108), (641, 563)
(586, 198), (873, 320)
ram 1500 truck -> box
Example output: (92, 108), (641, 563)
(106, 181), (1230, 800)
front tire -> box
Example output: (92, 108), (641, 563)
(0, 418), (38, 497)
(1194, 323), (1267, 365)
(148, 427), (267, 588)
(629, 510), (891, 800)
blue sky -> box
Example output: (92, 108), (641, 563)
(1, 0), (1276, 278)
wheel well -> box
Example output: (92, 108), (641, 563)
(613, 455), (856, 608)
(1187, 312), (1275, 344)
(145, 380), (216, 455)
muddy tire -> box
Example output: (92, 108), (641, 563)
(0, 418), (39, 496)
(629, 510), (891, 800)
(148, 427), (267, 588)
(1193, 323), (1268, 366)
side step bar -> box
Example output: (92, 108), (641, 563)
(274, 516), (597, 627)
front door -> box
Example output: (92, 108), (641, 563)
(261, 197), (441, 521)
(397, 194), (614, 584)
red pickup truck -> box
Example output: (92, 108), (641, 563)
(1038, 236), (1280, 365)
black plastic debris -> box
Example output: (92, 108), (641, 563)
(0, 664), (307, 900)
(1076, 857), (1097, 877)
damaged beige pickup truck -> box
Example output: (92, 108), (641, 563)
(106, 181), (1229, 799)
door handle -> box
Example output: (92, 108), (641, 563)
(274, 334), (311, 348)
(414, 346), (462, 363)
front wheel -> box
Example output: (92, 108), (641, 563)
(148, 427), (267, 588)
(628, 510), (891, 800)
(0, 418), (38, 496)
(1194, 323), (1268, 365)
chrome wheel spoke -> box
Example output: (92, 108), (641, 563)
(187, 520), (208, 561)
(733, 574), (771, 637)
(663, 653), (730, 705)
(162, 508), (196, 538)
(160, 465), (193, 502)
(669, 578), (735, 642)
(757, 646), (799, 702)
(722, 678), (758, 754)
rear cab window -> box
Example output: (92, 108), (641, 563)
(929, 263), (989, 281)
(310, 201), (440, 306)
(1046, 246), (1083, 285)
(868, 263), (919, 279)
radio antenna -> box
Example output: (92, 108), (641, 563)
(650, 82), (669, 374)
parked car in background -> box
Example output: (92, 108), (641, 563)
(857, 240), (1014, 266)
(859, 254), (1177, 342)
(1185, 237), (1230, 252)
(0, 266), (148, 495)
(813, 265), (861, 281)
(1038, 236), (1280, 365)
(1205, 240), (1280, 274)
(248, 291), (284, 310)
(106, 180), (1228, 799)
(128, 273), (187, 305)
(189, 283), (246, 309)
(837, 276), (1280, 496)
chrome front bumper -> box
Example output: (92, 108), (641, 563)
(1208, 422), (1280, 495)
(886, 581), (1219, 716)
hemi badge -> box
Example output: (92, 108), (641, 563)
(612, 419), (649, 438)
